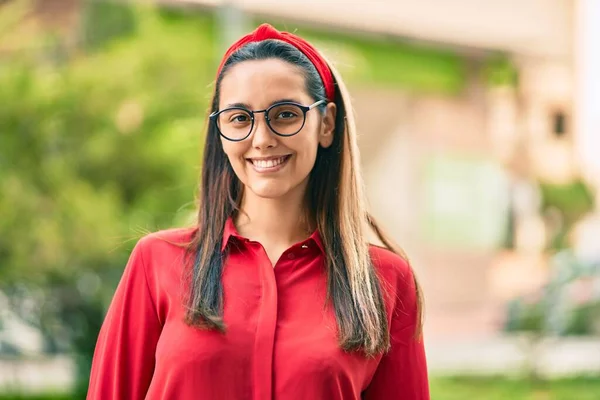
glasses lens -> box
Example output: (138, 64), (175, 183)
(267, 104), (305, 136)
(217, 108), (252, 140)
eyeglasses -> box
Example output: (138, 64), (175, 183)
(209, 100), (326, 142)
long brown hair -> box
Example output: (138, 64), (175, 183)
(184, 39), (423, 357)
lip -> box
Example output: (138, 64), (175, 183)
(247, 154), (291, 173)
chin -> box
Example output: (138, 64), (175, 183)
(248, 183), (291, 199)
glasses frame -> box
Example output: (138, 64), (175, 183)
(209, 100), (326, 142)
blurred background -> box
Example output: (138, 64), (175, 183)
(1, 0), (599, 398)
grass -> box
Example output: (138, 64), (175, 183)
(2, 376), (599, 399)
(430, 375), (600, 400)
(0, 396), (71, 400)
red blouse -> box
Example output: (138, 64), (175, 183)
(87, 219), (429, 399)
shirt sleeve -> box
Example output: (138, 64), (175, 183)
(362, 266), (430, 400)
(87, 237), (163, 400)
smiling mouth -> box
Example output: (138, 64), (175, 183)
(247, 155), (291, 171)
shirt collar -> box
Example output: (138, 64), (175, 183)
(307, 228), (325, 254)
(221, 217), (240, 252)
(221, 217), (325, 254)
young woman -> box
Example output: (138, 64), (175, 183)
(87, 23), (429, 400)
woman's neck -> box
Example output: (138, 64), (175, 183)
(234, 188), (313, 249)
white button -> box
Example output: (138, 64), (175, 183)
(301, 244), (308, 249)
(287, 253), (296, 260)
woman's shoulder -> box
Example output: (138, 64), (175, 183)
(368, 244), (413, 284)
(368, 244), (418, 319)
(125, 227), (198, 284)
(134, 226), (198, 257)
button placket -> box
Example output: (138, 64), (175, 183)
(252, 243), (278, 400)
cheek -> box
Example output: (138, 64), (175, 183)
(291, 136), (319, 173)
(221, 138), (245, 158)
(221, 142), (248, 175)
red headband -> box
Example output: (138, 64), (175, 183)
(216, 23), (335, 102)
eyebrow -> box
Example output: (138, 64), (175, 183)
(224, 102), (251, 109)
(223, 98), (302, 110)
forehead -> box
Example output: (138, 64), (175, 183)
(219, 59), (310, 108)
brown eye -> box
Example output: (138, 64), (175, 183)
(269, 104), (302, 124)
(230, 114), (250, 123)
(277, 111), (298, 120)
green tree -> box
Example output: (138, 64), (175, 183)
(0, 2), (212, 395)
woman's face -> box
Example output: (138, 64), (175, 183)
(218, 58), (336, 201)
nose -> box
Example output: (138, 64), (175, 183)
(250, 112), (277, 149)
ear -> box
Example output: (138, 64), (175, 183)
(318, 102), (337, 148)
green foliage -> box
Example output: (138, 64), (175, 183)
(505, 298), (545, 334)
(0, 3), (210, 285)
(0, 2), (214, 394)
(567, 300), (600, 336)
(81, 0), (137, 51)
(502, 252), (600, 381)
(483, 54), (519, 88)
(540, 180), (595, 250)
(504, 251), (600, 336)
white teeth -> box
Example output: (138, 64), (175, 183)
(252, 156), (287, 169)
